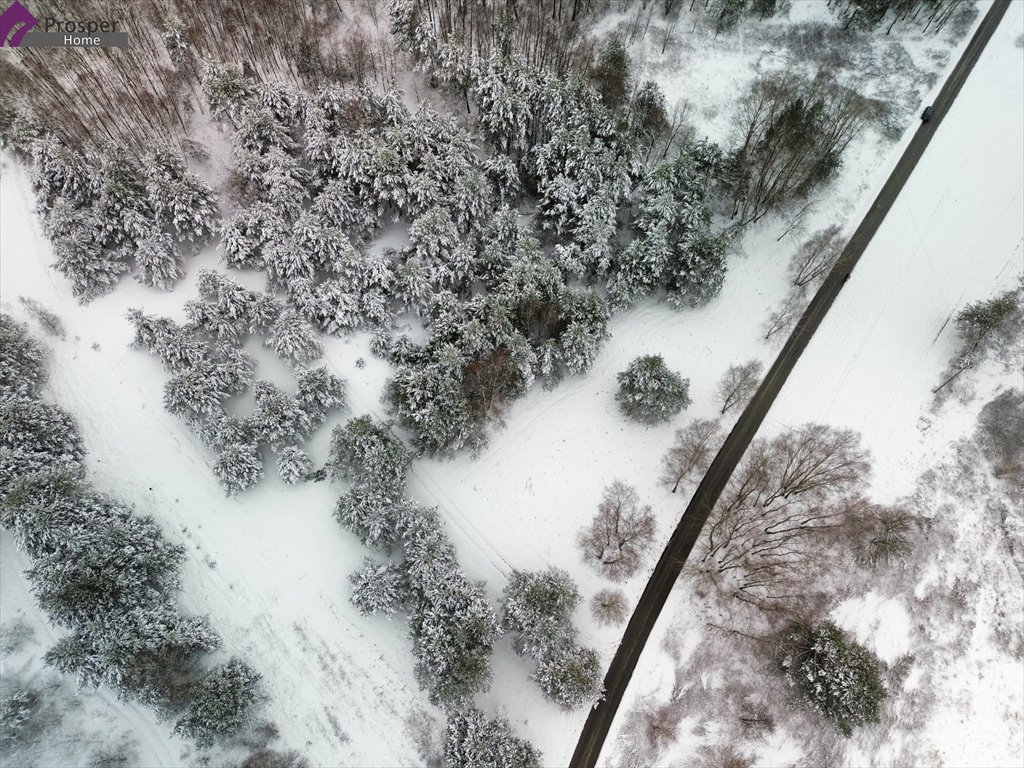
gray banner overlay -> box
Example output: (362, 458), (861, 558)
(20, 31), (129, 47)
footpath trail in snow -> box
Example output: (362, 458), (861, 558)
(607, 3), (1024, 766)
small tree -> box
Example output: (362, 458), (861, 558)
(934, 289), (1020, 394)
(615, 355), (691, 425)
(578, 481), (656, 581)
(662, 418), (723, 493)
(174, 658), (263, 747)
(275, 446), (312, 485)
(789, 226), (846, 288)
(591, 588), (628, 627)
(716, 360), (763, 416)
(778, 621), (885, 736)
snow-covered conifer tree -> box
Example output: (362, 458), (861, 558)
(265, 309), (323, 368)
(133, 230), (183, 290)
(349, 556), (408, 617)
(174, 658), (263, 747)
(275, 445), (312, 485)
(212, 442), (264, 495)
(615, 355), (691, 424)
(443, 707), (542, 768)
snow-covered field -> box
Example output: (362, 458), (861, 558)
(1, 2), (1020, 766)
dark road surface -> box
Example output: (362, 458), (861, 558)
(569, 3), (1012, 766)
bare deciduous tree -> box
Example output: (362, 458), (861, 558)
(763, 289), (808, 341)
(662, 418), (723, 493)
(789, 225), (847, 288)
(697, 424), (870, 606)
(591, 588), (629, 626)
(726, 72), (873, 225)
(716, 360), (764, 416)
(578, 481), (656, 581)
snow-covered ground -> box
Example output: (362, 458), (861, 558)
(1, 2), (1019, 766)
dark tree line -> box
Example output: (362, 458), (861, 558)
(0, 316), (263, 747)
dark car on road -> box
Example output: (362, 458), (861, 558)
(921, 105), (935, 122)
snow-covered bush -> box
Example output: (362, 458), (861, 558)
(615, 355), (691, 425)
(591, 588), (628, 626)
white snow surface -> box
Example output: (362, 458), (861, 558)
(0, 3), (1020, 767)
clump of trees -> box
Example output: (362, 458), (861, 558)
(616, 355), (691, 425)
(23, 137), (217, 301)
(127, 303), (345, 494)
(0, 316), (260, 746)
(724, 72), (873, 225)
(501, 568), (603, 709)
(696, 423), (871, 606)
(579, 481), (657, 581)
(328, 416), (500, 709)
(777, 621), (886, 736)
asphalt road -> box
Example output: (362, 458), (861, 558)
(569, 3), (1012, 765)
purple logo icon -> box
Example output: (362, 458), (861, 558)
(0, 1), (37, 47)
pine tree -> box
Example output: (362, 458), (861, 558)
(0, 398), (86, 496)
(385, 352), (475, 455)
(501, 569), (580, 658)
(0, 316), (48, 399)
(28, 506), (185, 627)
(44, 604), (220, 702)
(349, 556), (408, 617)
(443, 708), (542, 768)
(334, 484), (407, 551)
(615, 355), (691, 424)
(212, 443), (264, 496)
(143, 147), (218, 243)
(294, 366), (347, 425)
(174, 659), (263, 747)
(265, 309), (323, 368)
(532, 640), (603, 710)
(327, 416), (412, 487)
(133, 230), (183, 290)
(276, 445), (313, 485)
(779, 621), (886, 736)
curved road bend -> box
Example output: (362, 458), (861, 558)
(570, 3), (1012, 766)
